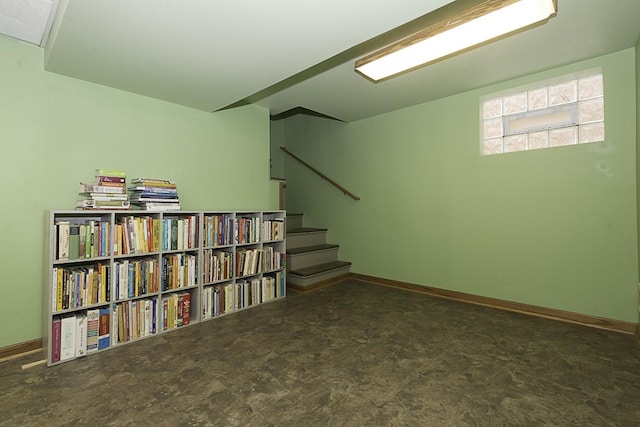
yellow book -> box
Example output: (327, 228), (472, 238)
(56, 268), (63, 311)
(100, 264), (107, 303)
(137, 219), (145, 253)
(134, 262), (140, 297)
(116, 224), (122, 255)
(152, 219), (159, 252)
(172, 294), (179, 328)
(167, 297), (174, 330)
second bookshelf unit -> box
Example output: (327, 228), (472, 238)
(44, 210), (286, 366)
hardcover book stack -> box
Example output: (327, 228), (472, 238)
(77, 169), (130, 210)
(129, 178), (181, 211)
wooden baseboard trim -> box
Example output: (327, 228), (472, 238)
(0, 338), (42, 362)
(351, 273), (636, 335)
(287, 274), (350, 293)
(635, 324), (640, 347)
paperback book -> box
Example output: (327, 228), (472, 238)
(129, 177), (181, 210)
(77, 169), (130, 210)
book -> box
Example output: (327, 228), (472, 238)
(144, 300), (151, 336)
(85, 222), (92, 258)
(96, 169), (126, 178)
(79, 225), (86, 258)
(97, 176), (126, 184)
(60, 315), (76, 361)
(56, 268), (63, 311)
(79, 183), (125, 194)
(112, 303), (119, 345)
(132, 202), (181, 211)
(118, 302), (126, 343)
(152, 299), (157, 334)
(56, 221), (70, 260)
(130, 178), (177, 188)
(98, 308), (110, 350)
(95, 181), (126, 188)
(129, 187), (178, 195)
(86, 309), (100, 353)
(83, 194), (129, 201)
(75, 314), (87, 357)
(69, 224), (81, 259)
(126, 301), (132, 341)
(171, 221), (178, 250)
(131, 301), (139, 339)
(177, 294), (184, 327)
(51, 267), (58, 312)
(51, 317), (62, 363)
(77, 199), (131, 209)
(181, 292), (190, 325)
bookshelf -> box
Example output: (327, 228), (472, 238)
(44, 210), (286, 366)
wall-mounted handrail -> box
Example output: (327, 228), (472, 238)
(280, 147), (360, 201)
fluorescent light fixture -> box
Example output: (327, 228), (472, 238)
(355, 0), (557, 81)
(0, 0), (58, 46)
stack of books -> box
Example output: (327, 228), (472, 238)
(77, 169), (130, 210)
(129, 178), (181, 211)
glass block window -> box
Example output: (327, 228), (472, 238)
(480, 70), (604, 155)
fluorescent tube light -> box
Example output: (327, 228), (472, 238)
(355, 0), (557, 81)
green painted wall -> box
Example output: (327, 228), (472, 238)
(282, 48), (638, 323)
(270, 119), (286, 180)
(636, 37), (640, 326)
(0, 37), (272, 348)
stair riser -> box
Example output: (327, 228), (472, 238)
(286, 231), (327, 249)
(288, 248), (339, 271)
(287, 265), (351, 287)
(286, 215), (303, 232)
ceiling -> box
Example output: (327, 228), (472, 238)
(3, 0), (640, 122)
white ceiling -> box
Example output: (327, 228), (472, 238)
(3, 0), (640, 122)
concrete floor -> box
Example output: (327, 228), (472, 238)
(2, 280), (640, 426)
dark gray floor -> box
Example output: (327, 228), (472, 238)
(2, 280), (640, 426)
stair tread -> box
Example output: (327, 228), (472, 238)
(287, 227), (328, 234)
(287, 243), (339, 255)
(289, 260), (352, 277)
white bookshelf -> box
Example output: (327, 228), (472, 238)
(44, 210), (286, 366)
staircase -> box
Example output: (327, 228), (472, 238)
(286, 213), (351, 291)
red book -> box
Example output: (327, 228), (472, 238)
(163, 299), (168, 331)
(98, 181), (126, 188)
(97, 176), (126, 183)
(51, 318), (62, 363)
(181, 293), (190, 325)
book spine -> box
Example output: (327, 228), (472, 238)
(96, 169), (126, 178)
(75, 314), (87, 357)
(60, 316), (76, 361)
(56, 222), (70, 260)
(96, 181), (126, 188)
(79, 183), (126, 194)
(52, 267), (58, 312)
(86, 309), (99, 353)
(182, 292), (191, 325)
(98, 308), (110, 350)
(117, 303), (125, 343)
(51, 317), (62, 363)
(110, 304), (119, 345)
(177, 294), (184, 327)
